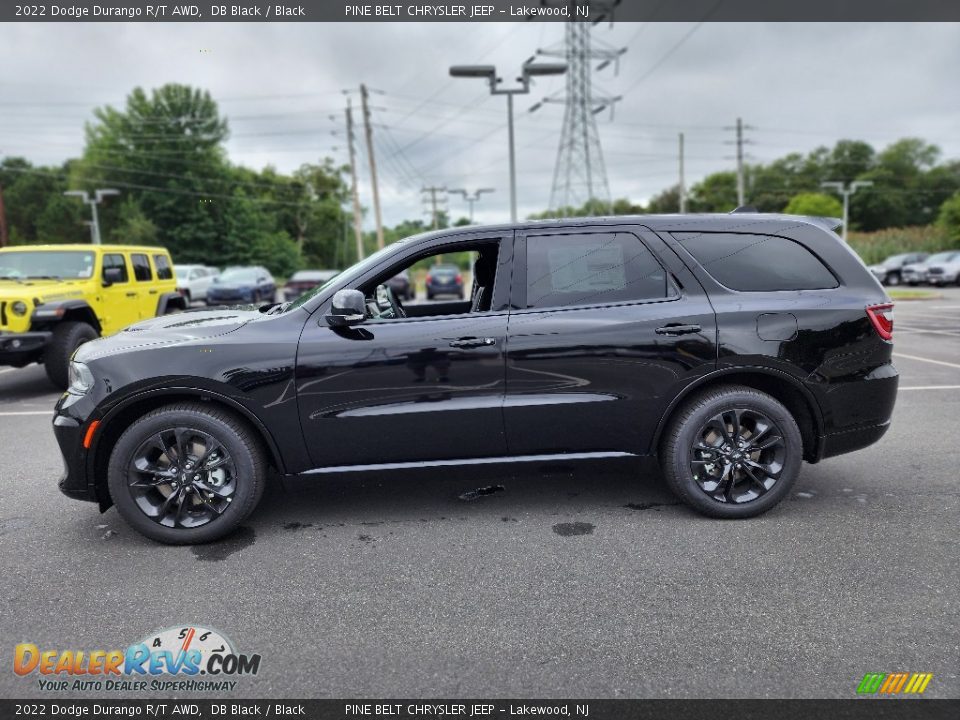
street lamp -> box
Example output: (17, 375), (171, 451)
(448, 188), (495, 223)
(450, 61), (566, 222)
(63, 189), (120, 244)
(820, 180), (873, 243)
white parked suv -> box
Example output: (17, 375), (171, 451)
(926, 252), (960, 286)
(174, 264), (219, 303)
(902, 251), (960, 285)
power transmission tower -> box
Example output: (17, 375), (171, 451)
(344, 99), (366, 261)
(724, 117), (755, 206)
(360, 84), (385, 250)
(534, 12), (625, 212)
(421, 186), (447, 230)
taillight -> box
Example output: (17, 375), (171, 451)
(456, 273), (463, 283)
(426, 274), (432, 283)
(866, 303), (894, 341)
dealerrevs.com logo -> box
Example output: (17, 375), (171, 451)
(857, 672), (934, 695)
(13, 625), (261, 693)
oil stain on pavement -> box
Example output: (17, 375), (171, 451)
(552, 521), (595, 537)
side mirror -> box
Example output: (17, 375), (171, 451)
(326, 289), (366, 327)
(102, 267), (124, 287)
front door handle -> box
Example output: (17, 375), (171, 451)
(125, 292), (138, 298)
(448, 337), (496, 349)
(148, 289), (158, 295)
(655, 323), (701, 336)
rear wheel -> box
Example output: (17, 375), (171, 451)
(44, 321), (99, 389)
(659, 385), (802, 518)
(107, 402), (267, 544)
(885, 272), (901, 286)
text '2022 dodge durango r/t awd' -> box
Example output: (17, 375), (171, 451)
(54, 213), (899, 543)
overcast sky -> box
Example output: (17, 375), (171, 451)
(2, 22), (958, 228)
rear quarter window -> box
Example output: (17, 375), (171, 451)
(672, 232), (838, 291)
(153, 254), (173, 280)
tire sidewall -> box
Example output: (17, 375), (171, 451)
(665, 389), (803, 518)
(107, 408), (261, 544)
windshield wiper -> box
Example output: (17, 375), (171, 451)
(24, 275), (63, 281)
(261, 301), (290, 315)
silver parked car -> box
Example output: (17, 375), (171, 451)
(868, 252), (928, 286)
(926, 252), (960, 286)
(174, 264), (219, 303)
(902, 251), (960, 285)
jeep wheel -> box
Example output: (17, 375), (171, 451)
(108, 402), (266, 544)
(44, 321), (99, 389)
(660, 385), (802, 519)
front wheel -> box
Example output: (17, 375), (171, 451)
(885, 272), (901, 286)
(44, 321), (99, 389)
(659, 385), (802, 519)
(107, 403), (267, 544)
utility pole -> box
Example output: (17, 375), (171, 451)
(421, 186), (447, 229)
(725, 117), (754, 207)
(360, 84), (385, 250)
(821, 180), (874, 243)
(0, 183), (9, 247)
(63, 189), (119, 244)
(448, 188), (495, 223)
(678, 133), (687, 214)
(344, 99), (365, 261)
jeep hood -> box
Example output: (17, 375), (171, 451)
(0, 278), (88, 303)
(75, 307), (262, 362)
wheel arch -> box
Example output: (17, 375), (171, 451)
(156, 292), (187, 315)
(31, 300), (102, 333)
(89, 388), (287, 510)
(652, 367), (824, 463)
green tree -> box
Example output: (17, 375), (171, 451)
(784, 192), (843, 218)
(937, 191), (960, 244)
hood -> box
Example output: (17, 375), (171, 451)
(0, 278), (89, 302)
(210, 280), (256, 291)
(75, 307), (261, 362)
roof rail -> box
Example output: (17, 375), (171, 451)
(730, 205), (759, 213)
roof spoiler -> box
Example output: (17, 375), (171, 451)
(808, 216), (843, 232)
(730, 206), (758, 213)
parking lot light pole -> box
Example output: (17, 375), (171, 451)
(448, 188), (495, 223)
(820, 180), (873, 243)
(449, 62), (566, 222)
(64, 189), (120, 244)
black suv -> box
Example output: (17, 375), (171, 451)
(54, 214), (898, 544)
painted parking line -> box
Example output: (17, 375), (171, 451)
(0, 411), (52, 416)
(896, 326), (960, 337)
(899, 385), (960, 391)
(893, 352), (960, 370)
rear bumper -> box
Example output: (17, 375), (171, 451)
(0, 331), (51, 367)
(818, 420), (891, 460)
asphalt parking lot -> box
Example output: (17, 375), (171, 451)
(1, 288), (957, 699)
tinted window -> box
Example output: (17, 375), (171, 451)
(673, 232), (837, 292)
(525, 232), (669, 309)
(131, 254), (152, 282)
(153, 254), (172, 280)
(102, 254), (128, 283)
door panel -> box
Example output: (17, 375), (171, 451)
(295, 313), (509, 468)
(504, 225), (717, 456)
(98, 253), (140, 334)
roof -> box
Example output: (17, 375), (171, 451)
(0, 244), (171, 253)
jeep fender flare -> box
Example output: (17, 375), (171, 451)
(31, 300), (101, 333)
(156, 292), (187, 315)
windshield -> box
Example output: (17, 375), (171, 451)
(926, 252), (959, 264)
(285, 239), (413, 312)
(218, 268), (259, 283)
(175, 267), (191, 279)
(0, 250), (96, 280)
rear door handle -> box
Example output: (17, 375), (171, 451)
(125, 292), (138, 298)
(148, 289), (158, 295)
(655, 324), (701, 336)
(448, 337), (496, 349)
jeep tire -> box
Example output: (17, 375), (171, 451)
(44, 321), (99, 389)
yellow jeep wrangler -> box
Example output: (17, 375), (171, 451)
(0, 244), (186, 388)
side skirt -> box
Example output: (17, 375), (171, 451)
(300, 451), (639, 475)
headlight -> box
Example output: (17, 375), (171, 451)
(11, 301), (28, 316)
(67, 361), (95, 395)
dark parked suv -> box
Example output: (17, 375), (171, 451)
(54, 213), (898, 543)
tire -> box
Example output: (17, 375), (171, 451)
(44, 321), (99, 389)
(885, 272), (901, 286)
(427, 291), (434, 301)
(182, 289), (192, 304)
(107, 402), (267, 544)
(659, 385), (803, 519)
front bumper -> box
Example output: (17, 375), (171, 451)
(927, 272), (957, 285)
(0, 330), (51, 366)
(53, 411), (99, 503)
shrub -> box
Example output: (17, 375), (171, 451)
(846, 225), (954, 265)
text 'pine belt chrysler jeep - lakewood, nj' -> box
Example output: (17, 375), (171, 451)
(51, 213), (899, 544)
(0, 244), (186, 388)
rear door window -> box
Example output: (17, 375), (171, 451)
(153, 254), (173, 280)
(131, 253), (153, 282)
(672, 232), (837, 291)
(525, 232), (671, 309)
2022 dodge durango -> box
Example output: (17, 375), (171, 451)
(54, 213), (899, 544)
